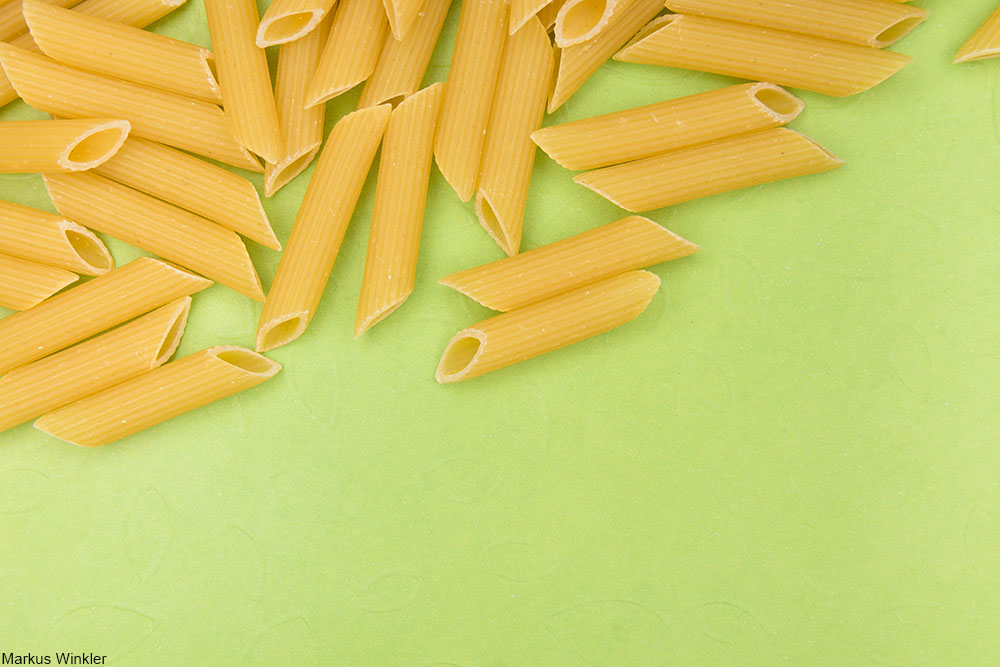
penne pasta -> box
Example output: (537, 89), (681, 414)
(434, 0), (508, 202)
(23, 0), (221, 103)
(0, 257), (211, 374)
(0, 199), (112, 275)
(204, 0), (283, 164)
(257, 105), (390, 352)
(383, 0), (425, 40)
(614, 14), (912, 98)
(95, 137), (279, 250)
(537, 0), (568, 32)
(44, 173), (265, 300)
(575, 127), (843, 212)
(0, 118), (130, 173)
(0, 252), (78, 311)
(436, 270), (661, 383)
(533, 82), (803, 171)
(306, 0), (388, 105)
(554, 0), (637, 48)
(510, 0), (550, 35)
(0, 0), (81, 42)
(954, 6), (1000, 63)
(355, 83), (443, 337)
(34, 346), (281, 447)
(440, 215), (697, 311)
(548, 0), (661, 112)
(0, 44), (261, 170)
(475, 17), (553, 256)
(357, 0), (449, 108)
(0, 297), (190, 432)
(256, 0), (335, 46)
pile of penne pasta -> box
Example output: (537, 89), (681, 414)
(3, 0), (987, 446)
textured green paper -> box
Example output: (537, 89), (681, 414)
(2, 0), (1000, 663)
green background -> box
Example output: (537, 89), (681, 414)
(2, 0), (1000, 663)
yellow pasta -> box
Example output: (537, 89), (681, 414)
(204, 0), (283, 164)
(256, 0), (335, 46)
(357, 0), (449, 108)
(954, 6), (1000, 63)
(510, 0), (549, 34)
(436, 270), (661, 383)
(34, 346), (281, 447)
(537, 0), (568, 32)
(0, 45), (261, 170)
(440, 215), (697, 311)
(383, 0), (425, 40)
(355, 83), (443, 337)
(476, 17), (553, 256)
(575, 127), (843, 212)
(614, 14), (912, 98)
(0, 199), (112, 275)
(306, 0), (388, 105)
(0, 257), (210, 374)
(95, 137), (279, 250)
(533, 82), (803, 171)
(0, 252), (78, 311)
(548, 0), (661, 112)
(434, 0), (508, 202)
(554, 0), (638, 48)
(0, 0), (80, 42)
(44, 172), (265, 300)
(0, 297), (190, 432)
(257, 105), (390, 352)
(0, 118), (130, 173)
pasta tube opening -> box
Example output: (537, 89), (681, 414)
(257, 11), (322, 46)
(264, 147), (320, 197)
(555, 0), (613, 47)
(213, 347), (281, 375)
(62, 226), (113, 274)
(62, 120), (131, 170)
(436, 332), (484, 381)
(154, 298), (191, 365)
(256, 313), (306, 352)
(751, 82), (803, 120)
(475, 195), (517, 256)
(874, 16), (923, 48)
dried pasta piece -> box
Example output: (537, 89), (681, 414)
(256, 0), (335, 46)
(510, 0), (550, 34)
(537, 0), (568, 32)
(0, 199), (112, 275)
(0, 252), (78, 311)
(436, 270), (660, 383)
(0, 118), (130, 173)
(0, 0), (81, 42)
(554, 0), (639, 48)
(34, 346), (281, 447)
(440, 215), (697, 311)
(383, 0), (427, 40)
(955, 6), (1000, 63)
(306, 0), (388, 105)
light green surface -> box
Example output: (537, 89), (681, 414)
(2, 0), (1000, 663)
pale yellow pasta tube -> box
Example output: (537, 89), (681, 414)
(0, 0), (80, 42)
(0, 119), (130, 173)
(614, 14), (912, 98)
(434, 0), (507, 202)
(533, 82), (803, 171)
(0, 257), (210, 374)
(0, 45), (261, 170)
(548, 0), (661, 112)
(383, 0), (425, 40)
(436, 270), (661, 383)
(0, 297), (189, 432)
(306, 0), (388, 105)
(355, 83), (443, 337)
(575, 127), (843, 212)
(257, 105), (390, 352)
(357, 0), (449, 108)
(476, 17), (552, 256)
(537, 0), (568, 32)
(0, 199), (112, 275)
(205, 0), (283, 164)
(554, 0), (639, 48)
(256, 0), (335, 46)
(955, 6), (1000, 63)
(34, 346), (281, 447)
(0, 252), (78, 311)
(511, 0), (549, 34)
(95, 137), (279, 250)
(440, 215), (697, 311)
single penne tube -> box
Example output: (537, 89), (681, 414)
(475, 17), (553, 256)
(548, 0), (661, 112)
(23, 0), (221, 103)
(664, 0), (927, 48)
(436, 270), (661, 383)
(954, 6), (1000, 63)
(0, 252), (78, 311)
(256, 105), (390, 352)
(537, 0), (568, 32)
(554, 0), (638, 48)
(95, 137), (279, 250)
(0, 0), (80, 42)
(306, 0), (388, 105)
(440, 215), (697, 311)
(510, 0), (549, 34)
(575, 127), (843, 212)
(356, 0), (449, 108)
(255, 0), (335, 46)
(0, 257), (211, 374)
(533, 82), (803, 171)
(0, 297), (190, 432)
(0, 45), (261, 171)
(355, 83), (443, 337)
(0, 199), (112, 275)
(205, 0), (283, 164)
(434, 0), (508, 202)
(0, 118), (130, 173)
(34, 346), (281, 447)
(614, 14), (912, 98)
(383, 0), (426, 40)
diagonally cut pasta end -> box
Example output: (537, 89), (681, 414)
(209, 345), (282, 377)
(201, 52), (223, 104)
(354, 290), (413, 338)
(264, 143), (321, 199)
(953, 43), (1000, 64)
(256, 9), (325, 47)
(613, 14), (678, 62)
(475, 192), (521, 256)
(872, 12), (928, 49)
(58, 220), (114, 275)
(572, 171), (641, 213)
(256, 311), (308, 352)
(786, 129), (846, 169)
(747, 83), (804, 124)
(152, 296), (192, 366)
(435, 329), (486, 383)
(58, 120), (131, 172)
(554, 0), (615, 48)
